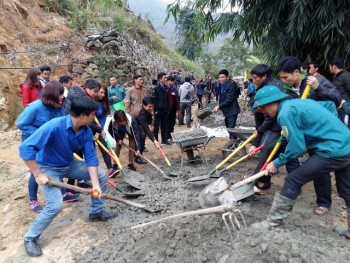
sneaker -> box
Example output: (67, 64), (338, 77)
(63, 192), (80, 203)
(162, 141), (172, 145)
(127, 163), (137, 171)
(135, 157), (147, 164)
(89, 210), (118, 221)
(108, 169), (120, 178)
(77, 180), (92, 188)
(29, 200), (43, 213)
(24, 240), (42, 257)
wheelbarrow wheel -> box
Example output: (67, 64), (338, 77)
(221, 140), (246, 162)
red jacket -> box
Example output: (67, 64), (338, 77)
(20, 81), (42, 107)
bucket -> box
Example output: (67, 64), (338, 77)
(112, 101), (125, 111)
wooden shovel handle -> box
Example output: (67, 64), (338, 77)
(48, 179), (145, 208)
(121, 142), (167, 177)
(229, 170), (267, 190)
(216, 133), (257, 170)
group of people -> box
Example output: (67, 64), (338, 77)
(16, 56), (350, 256)
(245, 56), (350, 240)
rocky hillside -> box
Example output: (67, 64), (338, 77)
(0, 0), (204, 131)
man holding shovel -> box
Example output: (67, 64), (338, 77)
(213, 69), (240, 139)
(251, 86), (350, 240)
(19, 96), (117, 257)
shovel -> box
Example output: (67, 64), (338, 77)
(157, 146), (180, 177)
(48, 179), (161, 213)
(121, 142), (173, 180)
(106, 180), (145, 198)
(201, 135), (284, 205)
(196, 99), (213, 120)
(187, 134), (256, 182)
(94, 117), (145, 187)
(301, 84), (311, 99)
(73, 152), (140, 197)
(96, 138), (144, 190)
(187, 144), (263, 182)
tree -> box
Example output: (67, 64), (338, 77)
(167, 0), (350, 66)
(216, 38), (262, 76)
(173, 6), (205, 60)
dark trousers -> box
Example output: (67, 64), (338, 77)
(167, 109), (177, 140)
(281, 154), (350, 208)
(154, 110), (168, 143)
(179, 102), (192, 126)
(197, 94), (203, 109)
(314, 173), (332, 208)
(97, 135), (112, 170)
(225, 114), (238, 139)
(256, 131), (300, 189)
(139, 128), (146, 154)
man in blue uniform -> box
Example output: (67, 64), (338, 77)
(19, 96), (117, 257)
(251, 86), (350, 240)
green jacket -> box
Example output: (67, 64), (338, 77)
(273, 99), (350, 167)
(108, 84), (126, 105)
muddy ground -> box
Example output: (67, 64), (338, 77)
(0, 109), (349, 262)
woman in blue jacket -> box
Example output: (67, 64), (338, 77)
(17, 81), (79, 212)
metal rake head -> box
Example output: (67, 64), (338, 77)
(222, 208), (247, 241)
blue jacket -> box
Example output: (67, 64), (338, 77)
(96, 101), (107, 129)
(273, 99), (350, 168)
(16, 100), (64, 140)
(218, 80), (240, 117)
(19, 115), (98, 167)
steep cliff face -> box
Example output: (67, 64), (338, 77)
(0, 0), (71, 130)
(0, 0), (204, 131)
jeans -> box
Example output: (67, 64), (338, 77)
(225, 115), (238, 139)
(179, 102), (192, 126)
(281, 154), (350, 207)
(24, 159), (107, 242)
(154, 110), (168, 143)
(24, 134), (67, 201)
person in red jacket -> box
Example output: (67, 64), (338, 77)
(20, 68), (43, 107)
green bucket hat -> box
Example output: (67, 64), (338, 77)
(253, 85), (289, 109)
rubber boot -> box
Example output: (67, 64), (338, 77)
(333, 207), (350, 239)
(251, 192), (296, 230)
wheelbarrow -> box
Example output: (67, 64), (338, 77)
(171, 128), (213, 168)
(221, 127), (256, 160)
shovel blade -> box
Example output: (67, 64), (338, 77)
(197, 110), (213, 120)
(199, 177), (229, 208)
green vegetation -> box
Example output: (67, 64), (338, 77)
(167, 0), (350, 67)
(42, 0), (205, 78)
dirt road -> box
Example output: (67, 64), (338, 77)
(0, 114), (349, 262)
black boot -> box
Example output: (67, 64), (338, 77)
(333, 207), (350, 239)
(251, 192), (296, 230)
(89, 210), (118, 221)
(24, 240), (42, 257)
(135, 156), (147, 164)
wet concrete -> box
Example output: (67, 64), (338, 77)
(77, 156), (350, 263)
